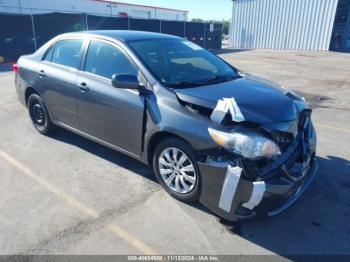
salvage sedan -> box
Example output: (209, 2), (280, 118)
(14, 31), (318, 221)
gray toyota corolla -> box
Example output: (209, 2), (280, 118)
(14, 30), (318, 221)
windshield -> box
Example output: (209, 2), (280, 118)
(128, 39), (238, 88)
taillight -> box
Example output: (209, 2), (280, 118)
(12, 63), (19, 73)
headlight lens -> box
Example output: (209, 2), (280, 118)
(208, 128), (281, 159)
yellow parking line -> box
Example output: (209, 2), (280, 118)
(107, 224), (157, 255)
(314, 123), (350, 134)
(0, 150), (99, 218)
(0, 149), (158, 255)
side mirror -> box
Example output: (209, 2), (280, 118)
(111, 74), (141, 90)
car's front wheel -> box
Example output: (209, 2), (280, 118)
(152, 138), (200, 202)
(28, 93), (56, 135)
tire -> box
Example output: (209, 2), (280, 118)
(28, 93), (56, 135)
(152, 137), (200, 202)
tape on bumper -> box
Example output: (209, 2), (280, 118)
(242, 181), (266, 210)
(218, 165), (242, 212)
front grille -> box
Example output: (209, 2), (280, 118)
(242, 110), (313, 180)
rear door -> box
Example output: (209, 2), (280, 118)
(75, 39), (146, 155)
(37, 38), (84, 128)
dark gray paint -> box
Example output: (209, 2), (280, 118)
(37, 62), (80, 128)
(175, 77), (297, 124)
(75, 71), (145, 155)
(15, 31), (318, 221)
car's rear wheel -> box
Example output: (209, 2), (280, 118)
(152, 138), (200, 202)
(28, 93), (56, 135)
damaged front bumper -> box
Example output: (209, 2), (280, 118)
(198, 116), (318, 222)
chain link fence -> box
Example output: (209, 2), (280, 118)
(0, 11), (223, 63)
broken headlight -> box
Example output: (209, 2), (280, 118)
(208, 128), (281, 159)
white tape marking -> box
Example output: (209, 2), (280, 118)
(242, 181), (266, 210)
(210, 97), (245, 124)
(218, 165), (242, 212)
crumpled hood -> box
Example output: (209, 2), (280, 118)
(175, 77), (297, 125)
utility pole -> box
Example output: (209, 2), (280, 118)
(17, 0), (23, 14)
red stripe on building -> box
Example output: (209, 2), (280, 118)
(92, 0), (188, 13)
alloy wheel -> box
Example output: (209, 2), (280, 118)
(158, 147), (197, 194)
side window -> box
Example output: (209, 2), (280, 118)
(51, 39), (84, 69)
(43, 46), (54, 62)
(85, 40), (138, 79)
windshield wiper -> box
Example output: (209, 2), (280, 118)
(201, 74), (237, 85)
(167, 74), (237, 88)
(166, 80), (203, 88)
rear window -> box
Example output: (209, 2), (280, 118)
(50, 39), (84, 69)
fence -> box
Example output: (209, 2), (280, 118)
(0, 12), (223, 62)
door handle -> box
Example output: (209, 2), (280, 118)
(79, 82), (89, 92)
(38, 70), (46, 78)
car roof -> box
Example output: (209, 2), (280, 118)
(63, 30), (181, 42)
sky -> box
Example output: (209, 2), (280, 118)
(115, 0), (232, 21)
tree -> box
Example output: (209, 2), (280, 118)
(222, 20), (229, 35)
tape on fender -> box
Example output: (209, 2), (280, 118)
(218, 165), (242, 213)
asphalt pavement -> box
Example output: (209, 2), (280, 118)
(0, 50), (349, 257)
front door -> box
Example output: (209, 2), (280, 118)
(76, 40), (146, 155)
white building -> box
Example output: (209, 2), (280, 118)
(0, 0), (188, 21)
(229, 0), (349, 51)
